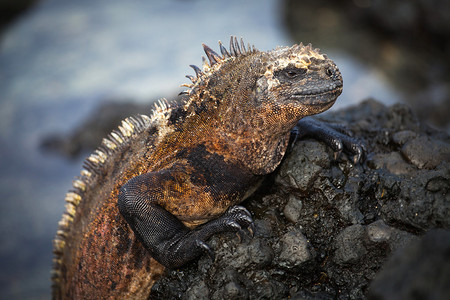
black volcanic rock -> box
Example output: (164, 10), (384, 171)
(150, 99), (450, 299)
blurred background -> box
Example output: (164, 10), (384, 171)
(0, 0), (448, 298)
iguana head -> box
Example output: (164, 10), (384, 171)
(173, 37), (343, 174)
(180, 37), (342, 134)
(254, 42), (343, 117)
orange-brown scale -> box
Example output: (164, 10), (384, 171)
(58, 128), (166, 299)
(59, 101), (261, 298)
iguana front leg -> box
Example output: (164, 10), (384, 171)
(117, 171), (253, 268)
(292, 117), (365, 163)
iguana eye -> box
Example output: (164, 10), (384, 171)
(282, 68), (306, 79)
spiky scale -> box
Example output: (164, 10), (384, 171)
(110, 131), (124, 144)
(202, 43), (222, 66)
(121, 119), (134, 135)
(72, 179), (86, 191)
(102, 138), (117, 151)
(94, 150), (107, 163)
(140, 114), (151, 125)
(80, 169), (92, 178)
(229, 35), (240, 56)
(62, 212), (73, 223)
(234, 36), (242, 55)
(240, 37), (247, 53)
(82, 160), (98, 175)
(190, 64), (202, 78)
(57, 215), (70, 228)
(219, 41), (230, 58)
(53, 239), (65, 253)
(180, 83), (193, 88)
(87, 154), (100, 165)
(56, 229), (67, 239)
(186, 75), (196, 83)
(65, 192), (82, 205)
(155, 99), (165, 111)
(65, 203), (77, 217)
(202, 56), (210, 71)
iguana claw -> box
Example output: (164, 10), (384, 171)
(293, 117), (365, 163)
(196, 240), (215, 261)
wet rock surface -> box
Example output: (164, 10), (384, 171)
(150, 99), (450, 299)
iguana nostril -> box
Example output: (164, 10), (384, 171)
(326, 68), (333, 77)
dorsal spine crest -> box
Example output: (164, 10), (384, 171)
(52, 114), (151, 296)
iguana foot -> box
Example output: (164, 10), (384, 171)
(118, 174), (255, 268)
(292, 117), (365, 163)
(188, 205), (254, 260)
(153, 205), (253, 267)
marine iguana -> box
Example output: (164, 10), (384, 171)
(52, 37), (363, 299)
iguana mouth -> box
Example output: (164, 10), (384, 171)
(290, 86), (342, 106)
(291, 82), (342, 97)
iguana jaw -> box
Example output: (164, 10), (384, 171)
(290, 85), (342, 105)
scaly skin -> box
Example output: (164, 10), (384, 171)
(52, 37), (362, 299)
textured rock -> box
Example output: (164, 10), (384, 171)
(279, 229), (314, 268)
(401, 136), (450, 169)
(283, 195), (303, 223)
(368, 229), (450, 300)
(43, 97), (448, 299)
(150, 99), (449, 299)
(333, 224), (366, 265)
(366, 220), (392, 243)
